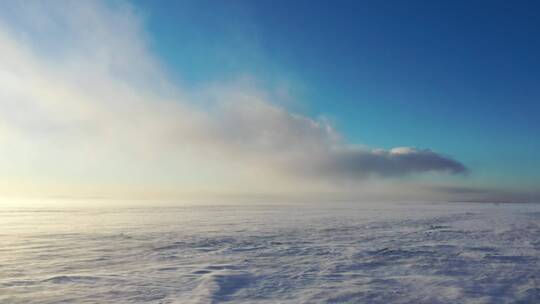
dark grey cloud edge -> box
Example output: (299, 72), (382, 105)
(210, 101), (468, 181)
(298, 147), (468, 180)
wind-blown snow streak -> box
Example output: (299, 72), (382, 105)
(1, 202), (539, 303)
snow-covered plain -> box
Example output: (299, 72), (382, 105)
(1, 201), (539, 303)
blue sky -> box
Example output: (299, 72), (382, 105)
(0, 0), (538, 202)
(136, 0), (540, 191)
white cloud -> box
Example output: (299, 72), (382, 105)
(0, 1), (467, 199)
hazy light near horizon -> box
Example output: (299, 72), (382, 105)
(0, 1), (474, 202)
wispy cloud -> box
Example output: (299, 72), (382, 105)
(0, 1), (468, 199)
(298, 147), (467, 180)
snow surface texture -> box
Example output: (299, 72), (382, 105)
(1, 202), (539, 303)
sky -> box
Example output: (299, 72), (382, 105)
(0, 0), (538, 203)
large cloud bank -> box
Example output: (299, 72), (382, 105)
(0, 1), (467, 198)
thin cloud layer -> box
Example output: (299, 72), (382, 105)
(298, 147), (467, 181)
(0, 1), (468, 198)
(199, 97), (467, 180)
